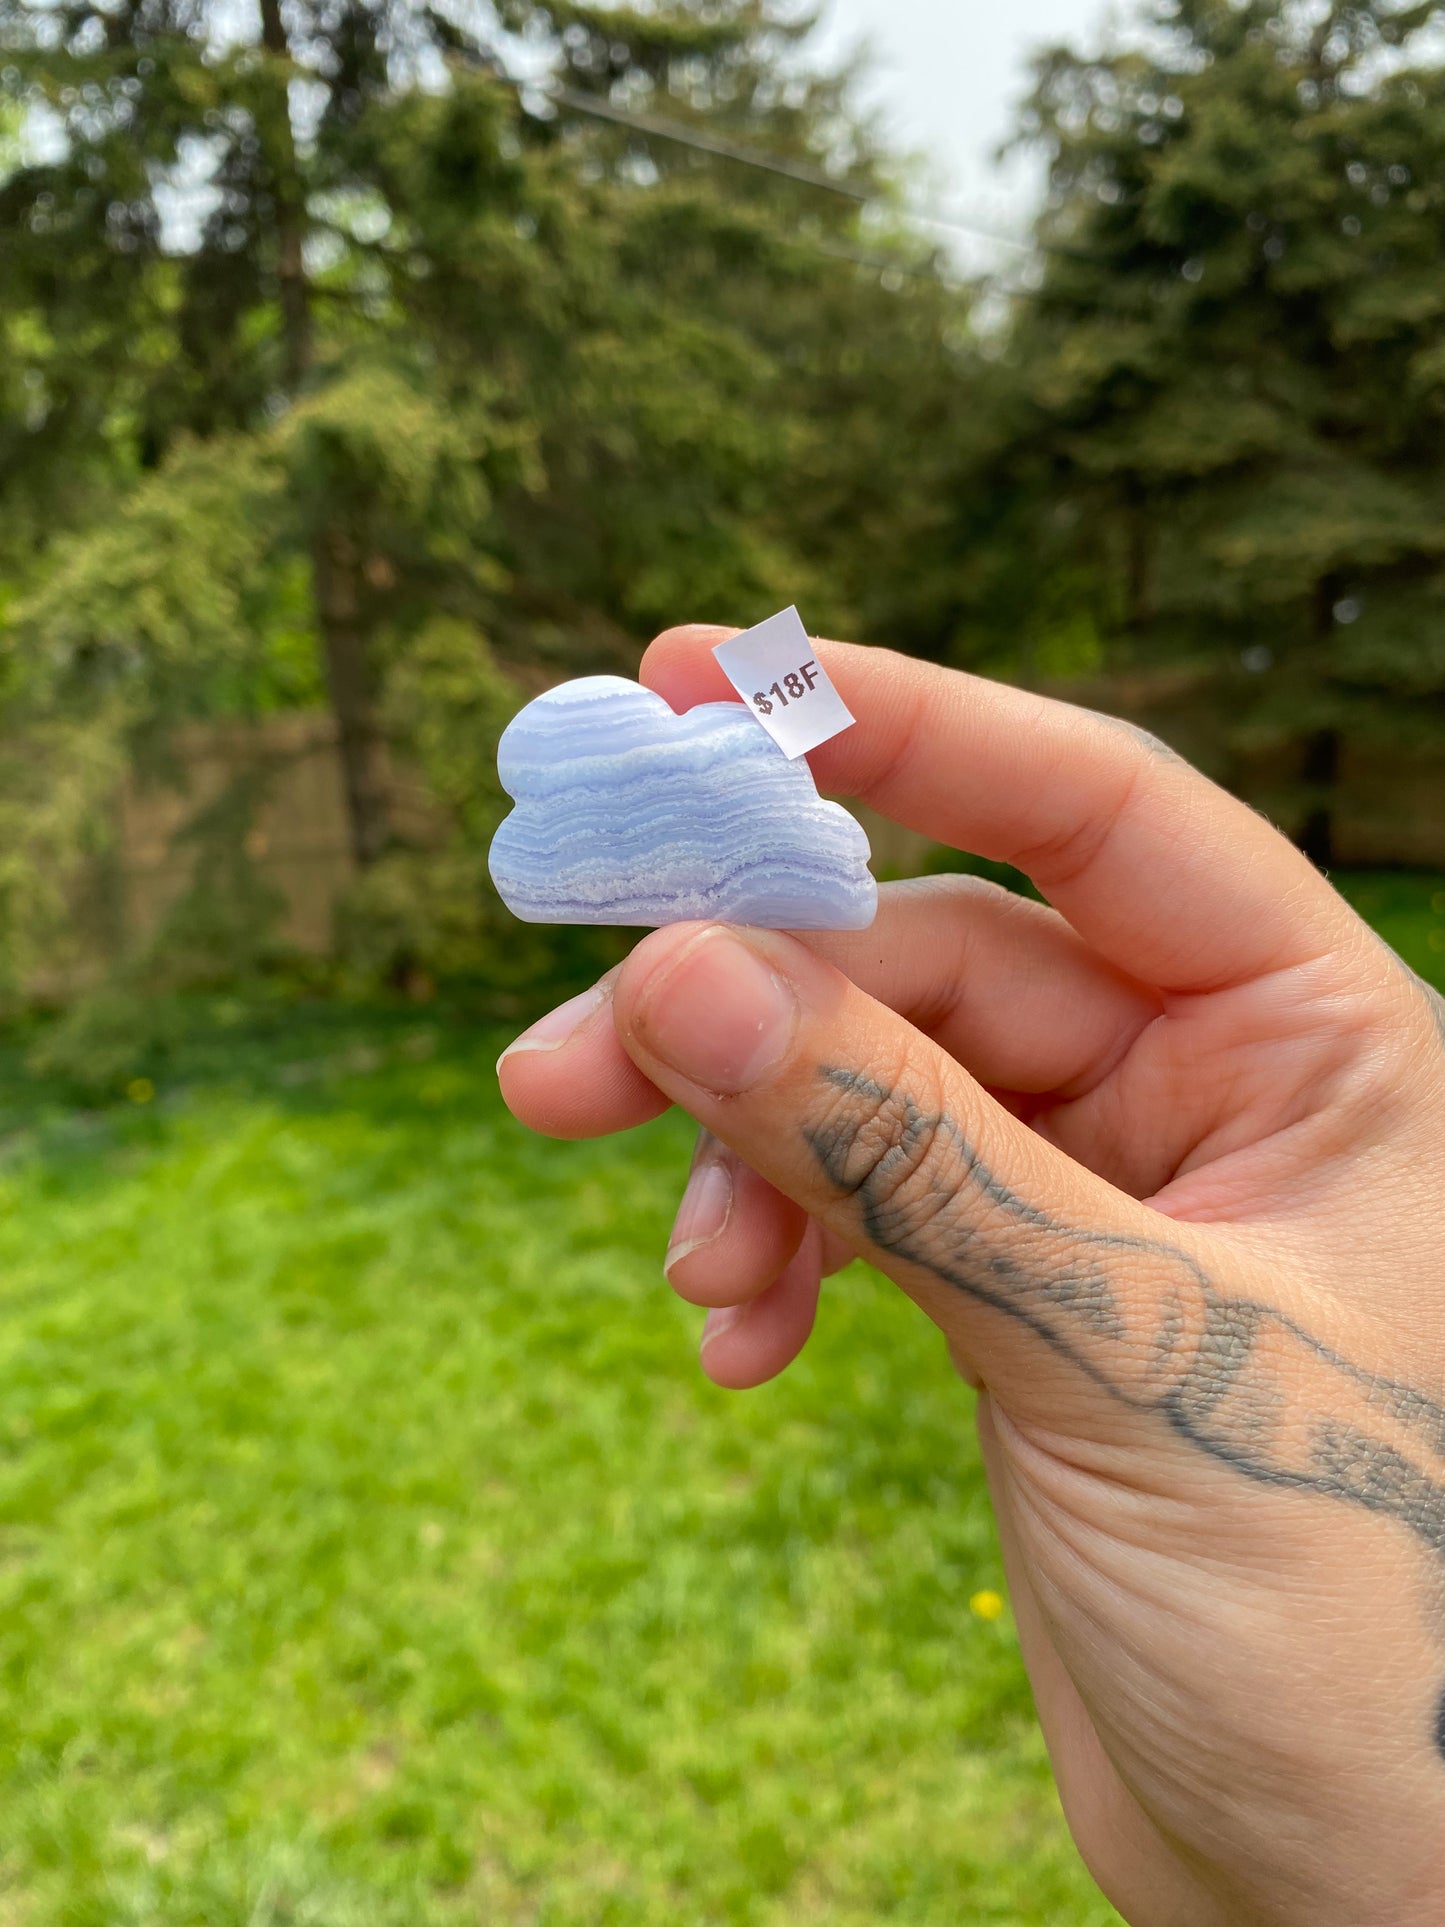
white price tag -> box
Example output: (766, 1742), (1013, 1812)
(711, 607), (856, 760)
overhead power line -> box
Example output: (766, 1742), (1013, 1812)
(545, 81), (874, 204)
(514, 74), (1059, 264)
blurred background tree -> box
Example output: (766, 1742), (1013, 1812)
(988, 0), (1445, 859)
(0, 0), (969, 1017)
(1, 0), (1442, 1059)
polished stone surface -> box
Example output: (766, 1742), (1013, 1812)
(489, 677), (876, 929)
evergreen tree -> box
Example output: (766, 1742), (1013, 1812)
(0, 0), (966, 1001)
(999, 0), (1445, 857)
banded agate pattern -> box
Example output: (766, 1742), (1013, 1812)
(489, 677), (877, 930)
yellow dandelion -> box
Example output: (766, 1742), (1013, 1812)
(969, 1589), (1005, 1622)
(126, 1077), (155, 1105)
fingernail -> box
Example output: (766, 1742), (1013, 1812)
(664, 1156), (733, 1277)
(496, 979), (610, 1072)
(632, 929), (797, 1094)
(699, 1302), (746, 1357)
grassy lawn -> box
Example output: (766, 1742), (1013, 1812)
(0, 872), (1439, 1926)
(1332, 868), (1445, 982)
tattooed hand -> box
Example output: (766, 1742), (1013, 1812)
(498, 628), (1445, 1927)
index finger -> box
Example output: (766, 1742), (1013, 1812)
(640, 625), (1350, 993)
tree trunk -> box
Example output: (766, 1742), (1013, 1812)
(312, 527), (392, 869)
(1298, 726), (1340, 870)
(1123, 492), (1153, 639)
(258, 0), (313, 390)
(1299, 576), (1339, 870)
(259, 0), (389, 869)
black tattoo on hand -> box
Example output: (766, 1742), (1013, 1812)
(806, 1066), (1445, 1761)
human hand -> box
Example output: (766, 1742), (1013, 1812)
(498, 627), (1445, 1927)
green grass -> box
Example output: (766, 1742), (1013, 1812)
(1, 870), (1439, 1926)
(0, 1006), (1114, 1925)
(1332, 869), (1445, 985)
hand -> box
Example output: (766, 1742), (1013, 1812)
(498, 626), (1445, 1927)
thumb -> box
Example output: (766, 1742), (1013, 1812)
(613, 922), (1233, 1444)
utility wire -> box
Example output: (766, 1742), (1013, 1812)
(155, 61), (1078, 298)
(516, 74), (1070, 264)
(544, 81), (875, 204)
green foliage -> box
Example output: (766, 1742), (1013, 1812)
(144, 774), (291, 986)
(12, 437), (287, 718)
(22, 772), (291, 1094)
(333, 616), (545, 989)
(0, 1002), (1119, 1925)
(5, 0), (1444, 1001)
(278, 363), (500, 563)
(980, 0), (1445, 850)
(0, 705), (130, 1002)
(380, 617), (517, 847)
(0, 437), (293, 1004)
(21, 979), (184, 1095)
(0, 0), (968, 998)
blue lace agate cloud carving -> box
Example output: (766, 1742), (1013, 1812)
(489, 677), (876, 930)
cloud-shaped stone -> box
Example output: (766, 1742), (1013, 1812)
(489, 677), (877, 930)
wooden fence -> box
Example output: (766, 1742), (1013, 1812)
(111, 692), (1444, 960)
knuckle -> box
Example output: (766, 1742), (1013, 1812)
(808, 1056), (963, 1252)
(1011, 712), (1169, 890)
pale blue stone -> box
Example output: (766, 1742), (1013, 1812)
(489, 677), (877, 930)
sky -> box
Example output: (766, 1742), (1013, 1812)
(813, 0), (1114, 268)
